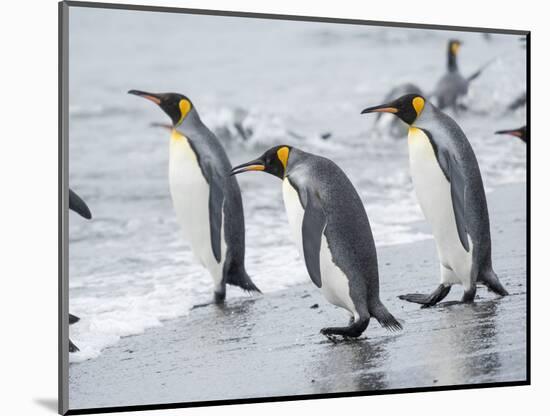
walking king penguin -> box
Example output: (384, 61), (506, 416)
(362, 94), (509, 306)
(495, 126), (527, 143)
(128, 90), (260, 304)
(432, 39), (491, 112)
(68, 188), (93, 353)
(231, 146), (402, 338)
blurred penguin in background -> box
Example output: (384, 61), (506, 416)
(432, 39), (492, 113)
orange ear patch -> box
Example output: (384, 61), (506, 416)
(451, 42), (460, 56)
(277, 146), (290, 169)
(177, 99), (192, 125)
(412, 96), (425, 116)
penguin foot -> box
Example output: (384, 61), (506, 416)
(320, 317), (369, 339)
(399, 284), (451, 307)
(214, 290), (226, 304)
(322, 333), (342, 343)
(191, 302), (213, 310)
(320, 328), (364, 342)
(192, 290), (227, 309)
(191, 300), (226, 310)
(461, 286), (477, 303)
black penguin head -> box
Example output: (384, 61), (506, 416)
(448, 39), (462, 56)
(447, 39), (462, 71)
(230, 145), (292, 179)
(128, 90), (193, 126)
(495, 126), (527, 142)
(361, 94), (426, 125)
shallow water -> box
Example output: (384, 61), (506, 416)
(67, 7), (527, 361)
(69, 183), (527, 408)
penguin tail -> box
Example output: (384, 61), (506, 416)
(479, 269), (509, 297)
(226, 266), (262, 294)
(370, 302), (403, 332)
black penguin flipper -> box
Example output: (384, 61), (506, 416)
(422, 128), (469, 251)
(301, 189), (326, 289)
(206, 169), (224, 263)
(184, 136), (224, 263)
(69, 189), (92, 220)
(69, 313), (80, 325)
(447, 153), (470, 252)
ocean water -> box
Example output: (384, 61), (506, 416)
(67, 7), (527, 362)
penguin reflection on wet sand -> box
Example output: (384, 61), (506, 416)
(128, 90), (261, 304)
(231, 146), (402, 339)
(362, 94), (508, 306)
(433, 39), (490, 112)
(68, 188), (92, 353)
(495, 126), (527, 143)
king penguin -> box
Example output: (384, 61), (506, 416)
(495, 125), (527, 143)
(432, 39), (491, 112)
(68, 188), (92, 353)
(128, 90), (260, 303)
(362, 94), (508, 306)
(231, 146), (402, 338)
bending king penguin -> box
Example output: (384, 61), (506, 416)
(231, 146), (401, 338)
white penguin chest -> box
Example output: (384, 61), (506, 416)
(408, 127), (471, 282)
(282, 178), (357, 317)
(282, 178), (305, 258)
(168, 130), (224, 279)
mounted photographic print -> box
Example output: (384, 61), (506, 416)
(59, 1), (529, 414)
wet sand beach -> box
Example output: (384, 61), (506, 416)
(69, 183), (527, 410)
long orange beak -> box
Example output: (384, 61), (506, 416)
(230, 160), (266, 176)
(128, 89), (162, 105)
(361, 104), (398, 114)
